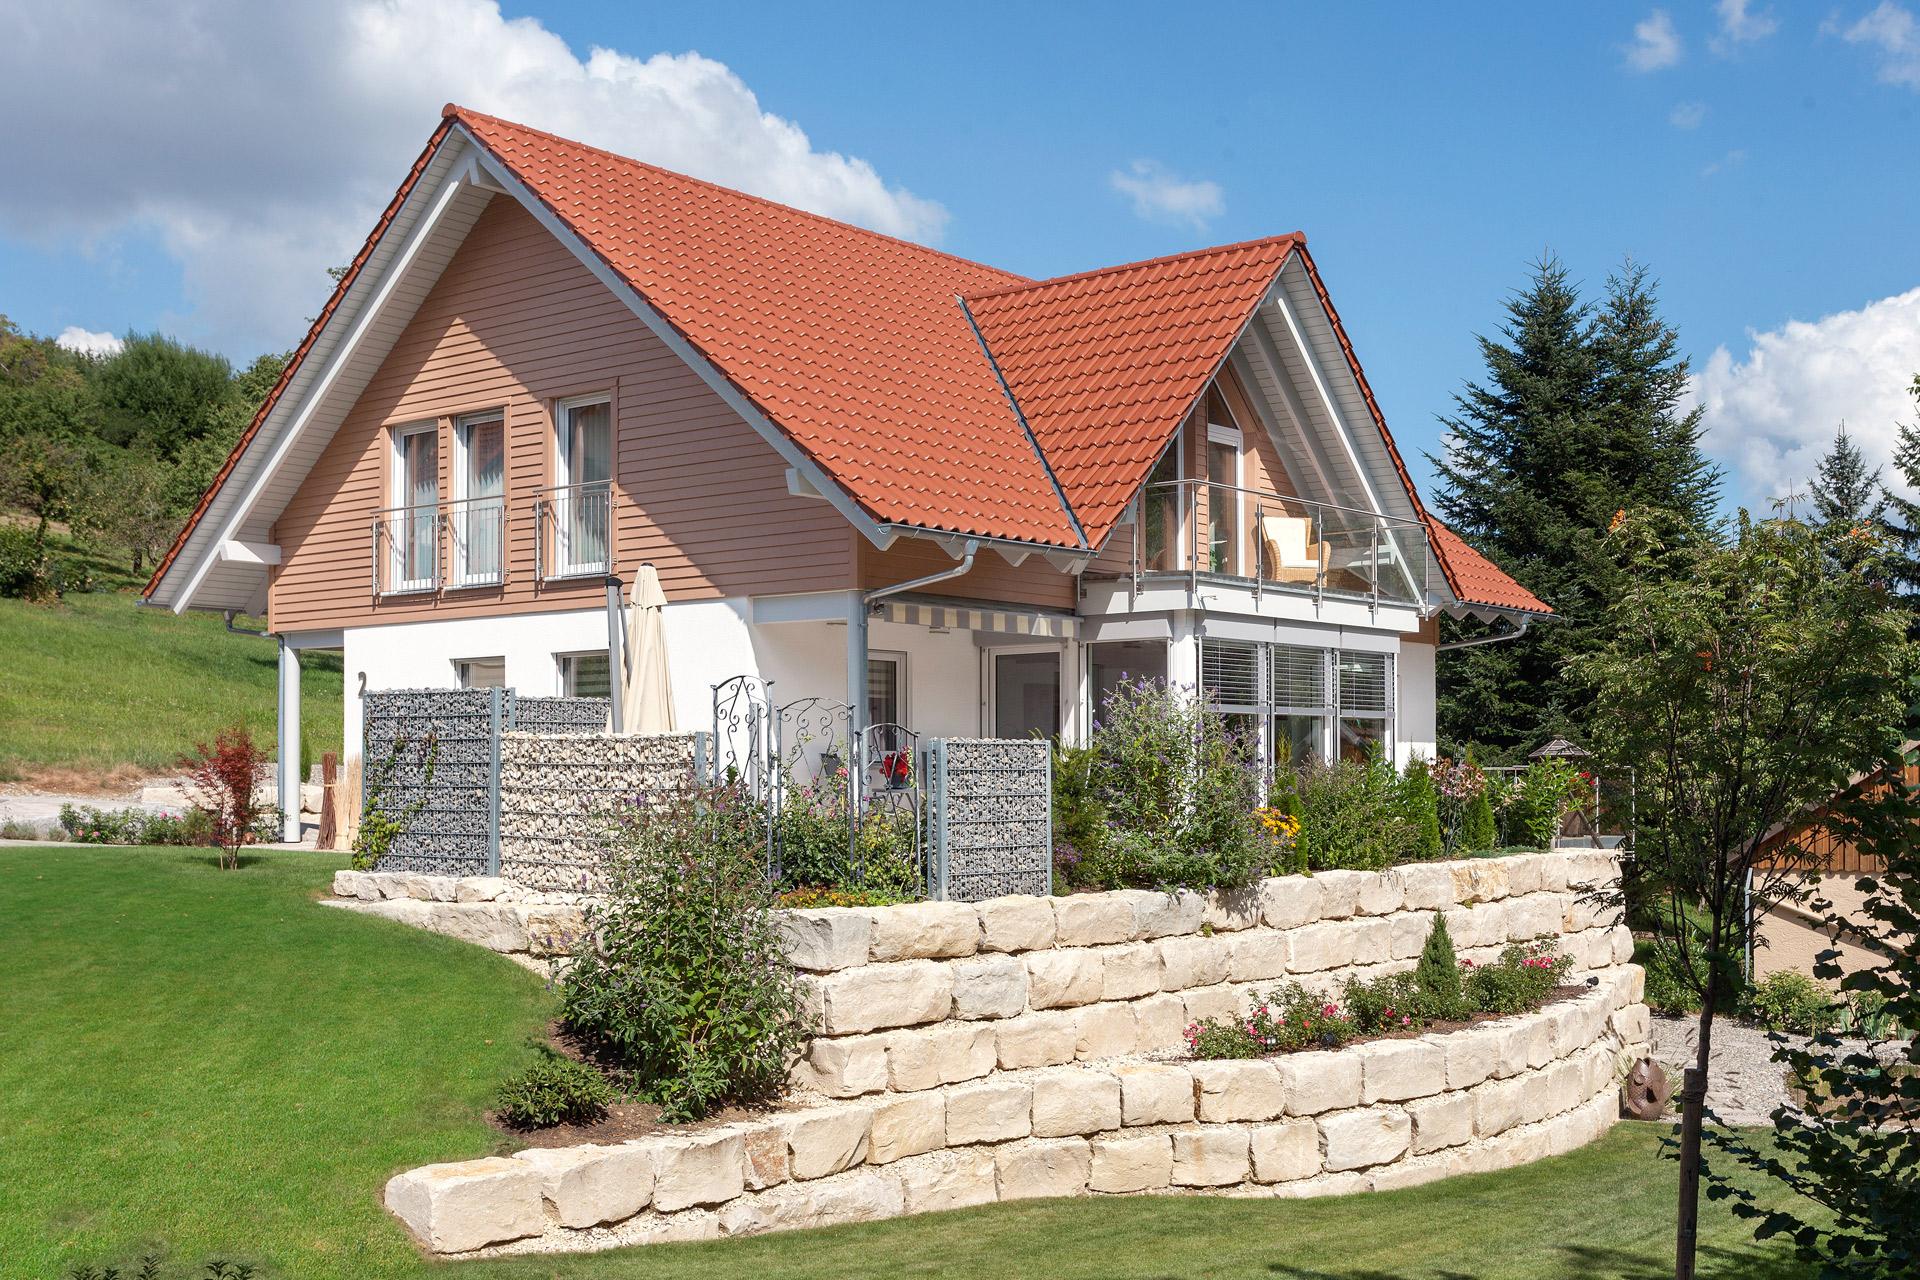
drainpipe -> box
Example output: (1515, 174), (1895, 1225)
(1436, 615), (1532, 652)
(224, 609), (267, 638)
(604, 575), (625, 733)
(849, 539), (979, 791)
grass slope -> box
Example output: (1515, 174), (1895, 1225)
(0, 587), (343, 779)
(4, 846), (1820, 1280)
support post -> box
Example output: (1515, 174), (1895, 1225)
(486, 686), (503, 876)
(277, 638), (302, 843)
(604, 575), (625, 733)
(847, 591), (868, 820)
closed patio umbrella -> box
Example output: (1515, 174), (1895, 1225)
(621, 563), (676, 734)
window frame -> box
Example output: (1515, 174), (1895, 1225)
(1206, 421), (1244, 577)
(386, 420), (440, 593)
(450, 409), (506, 587)
(454, 656), (507, 690)
(989, 644), (1064, 741)
(556, 649), (613, 700)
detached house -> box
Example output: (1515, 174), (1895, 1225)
(144, 107), (1546, 838)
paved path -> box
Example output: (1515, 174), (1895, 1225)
(1650, 1013), (1795, 1125)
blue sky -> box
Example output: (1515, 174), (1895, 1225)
(4, 1), (1919, 512)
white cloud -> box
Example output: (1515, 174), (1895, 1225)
(1711, 0), (1779, 55)
(1108, 160), (1224, 230)
(1701, 148), (1748, 176)
(0, 0), (946, 355)
(1831, 2), (1920, 87)
(1692, 287), (1920, 510)
(1623, 10), (1684, 71)
(1669, 100), (1709, 128)
(54, 326), (123, 357)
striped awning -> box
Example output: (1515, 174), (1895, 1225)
(879, 600), (1080, 640)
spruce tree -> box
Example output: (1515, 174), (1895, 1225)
(1880, 378), (1920, 639)
(1810, 424), (1885, 529)
(1413, 913), (1468, 1020)
(1431, 257), (1721, 757)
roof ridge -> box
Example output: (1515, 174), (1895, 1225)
(963, 232), (1305, 304)
(443, 103), (1031, 289)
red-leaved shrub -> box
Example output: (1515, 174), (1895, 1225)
(180, 724), (272, 869)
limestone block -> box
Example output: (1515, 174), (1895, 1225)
(652, 1131), (747, 1211)
(1160, 933), (1234, 990)
(1181, 983), (1240, 1025)
(1368, 1152), (1455, 1192)
(1250, 1120), (1321, 1184)
(740, 1122), (790, 1190)
(780, 909), (875, 972)
(1116, 1062), (1195, 1126)
(1075, 1002), (1137, 1060)
(1611, 923), (1636, 966)
(1444, 902), (1508, 949)
(330, 870), (361, 897)
(1442, 1027), (1500, 1091)
(883, 1021), (997, 1092)
(1053, 894), (1136, 947)
(1312, 870), (1367, 919)
(799, 1033), (889, 1098)
(895, 1148), (998, 1214)
(1089, 1131), (1174, 1193)
(633, 1206), (726, 1244)
(1128, 888), (1207, 939)
(1102, 942), (1165, 1000)
(816, 960), (954, 1034)
(995, 1010), (1079, 1070)
(1268, 1170), (1375, 1200)
(1406, 1093), (1474, 1154)
(1503, 855), (1546, 896)
(1625, 962), (1646, 1005)
(1562, 892), (1609, 934)
(996, 1137), (1092, 1200)
(454, 876), (506, 903)
(944, 1079), (1034, 1146)
(1355, 870), (1406, 917)
(1454, 861), (1510, 903)
(1191, 1059), (1287, 1122)
(1130, 992), (1189, 1051)
(1170, 1126), (1251, 1186)
(733, 1166), (903, 1233)
(1360, 1039), (1447, 1104)
(1275, 1050), (1363, 1116)
(421, 902), (529, 953)
(1031, 1067), (1122, 1136)
(512, 1143), (654, 1228)
(1290, 918), (1391, 972)
(784, 1105), (873, 1181)
(1544, 1056), (1588, 1117)
(1319, 1107), (1412, 1172)
(1388, 911), (1438, 960)
(869, 901), (980, 961)
(1027, 949), (1105, 1009)
(1259, 875), (1320, 929)
(1228, 933), (1290, 983)
(1504, 893), (1564, 942)
(1204, 886), (1262, 932)
(1535, 853), (1572, 892)
(525, 906), (587, 957)
(1397, 862), (1457, 911)
(950, 953), (1029, 1020)
(385, 1158), (545, 1254)
(869, 1092), (945, 1165)
(1611, 1003), (1650, 1046)
(1472, 1075), (1533, 1137)
(978, 895), (1058, 953)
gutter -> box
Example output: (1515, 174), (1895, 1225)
(848, 539), (980, 751)
(1436, 615), (1532, 652)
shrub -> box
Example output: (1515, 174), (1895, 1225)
(1342, 970), (1426, 1033)
(0, 525), (52, 601)
(1073, 678), (1265, 891)
(1461, 785), (1497, 853)
(1185, 982), (1355, 1058)
(1745, 970), (1837, 1036)
(1499, 757), (1587, 849)
(774, 780), (920, 898)
(560, 780), (810, 1122)
(1637, 926), (1744, 1015)
(1281, 758), (1413, 871)
(1462, 942), (1573, 1014)
(178, 724), (273, 869)
(495, 1050), (617, 1130)
(1412, 913), (1471, 1020)
(1398, 758), (1444, 861)
(1049, 741), (1104, 890)
(58, 804), (215, 846)
(775, 885), (908, 909)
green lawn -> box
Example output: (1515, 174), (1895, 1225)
(5, 846), (1818, 1280)
(0, 587), (343, 779)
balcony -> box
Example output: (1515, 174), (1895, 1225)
(532, 481), (613, 582)
(371, 496), (508, 598)
(1108, 478), (1432, 611)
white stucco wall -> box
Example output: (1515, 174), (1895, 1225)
(1397, 638), (1438, 766)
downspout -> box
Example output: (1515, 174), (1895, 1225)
(849, 539), (979, 788)
(224, 609), (268, 638)
(1435, 615), (1532, 652)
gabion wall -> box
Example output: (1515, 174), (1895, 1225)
(928, 737), (1052, 901)
(512, 696), (612, 735)
(498, 732), (698, 893)
(362, 688), (499, 876)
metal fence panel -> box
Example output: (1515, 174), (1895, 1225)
(361, 688), (497, 875)
(928, 738), (1052, 902)
(497, 731), (699, 893)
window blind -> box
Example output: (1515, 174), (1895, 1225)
(1271, 644), (1329, 712)
(1337, 650), (1393, 716)
(1201, 639), (1262, 709)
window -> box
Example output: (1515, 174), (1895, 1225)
(1142, 431), (1182, 572)
(1088, 639), (1169, 723)
(994, 650), (1060, 740)
(1336, 650), (1394, 763)
(455, 656), (506, 689)
(554, 394), (612, 575)
(1207, 425), (1242, 576)
(867, 652), (906, 753)
(1271, 644), (1331, 767)
(390, 422), (438, 591)
(558, 651), (611, 699)
(452, 411), (505, 585)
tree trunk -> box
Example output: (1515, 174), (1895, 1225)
(1674, 976), (1718, 1280)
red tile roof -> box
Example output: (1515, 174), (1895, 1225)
(1425, 518), (1553, 615)
(966, 236), (1301, 546)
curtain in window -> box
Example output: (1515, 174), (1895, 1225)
(401, 429), (437, 586)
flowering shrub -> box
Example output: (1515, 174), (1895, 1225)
(1276, 756), (1417, 871)
(1497, 757), (1589, 849)
(774, 770), (920, 898)
(1462, 941), (1574, 1014)
(1342, 971), (1426, 1033)
(1185, 982), (1355, 1058)
(494, 1049), (617, 1130)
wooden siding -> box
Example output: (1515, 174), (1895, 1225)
(269, 196), (855, 631)
(859, 537), (1077, 611)
(1754, 758), (1918, 874)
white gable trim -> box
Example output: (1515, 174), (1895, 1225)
(456, 126), (898, 554)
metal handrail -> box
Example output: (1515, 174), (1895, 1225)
(532, 480), (613, 583)
(372, 501), (442, 597)
(444, 494), (508, 589)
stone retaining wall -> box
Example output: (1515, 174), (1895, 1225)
(385, 965), (1649, 1256)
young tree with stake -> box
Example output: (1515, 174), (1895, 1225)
(1575, 511), (1915, 1280)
